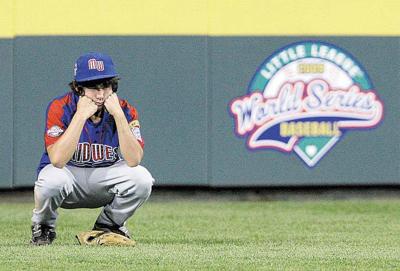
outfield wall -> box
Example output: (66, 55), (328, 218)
(0, 1), (398, 188)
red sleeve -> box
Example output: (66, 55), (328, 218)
(44, 100), (67, 148)
(120, 100), (145, 148)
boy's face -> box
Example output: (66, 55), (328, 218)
(83, 87), (113, 109)
(79, 79), (114, 109)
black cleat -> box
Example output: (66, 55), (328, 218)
(31, 224), (56, 246)
(93, 223), (131, 239)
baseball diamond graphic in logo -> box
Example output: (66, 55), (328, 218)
(229, 41), (384, 167)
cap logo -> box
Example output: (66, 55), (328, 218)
(88, 58), (104, 71)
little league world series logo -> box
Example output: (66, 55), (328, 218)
(229, 41), (384, 167)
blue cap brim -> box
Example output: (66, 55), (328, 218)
(76, 74), (118, 83)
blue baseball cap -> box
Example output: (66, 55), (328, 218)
(74, 52), (118, 82)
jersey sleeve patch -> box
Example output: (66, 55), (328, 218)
(121, 100), (144, 148)
(47, 125), (64, 137)
(129, 120), (143, 141)
(131, 127), (142, 140)
(44, 98), (68, 147)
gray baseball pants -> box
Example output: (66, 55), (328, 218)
(31, 161), (154, 228)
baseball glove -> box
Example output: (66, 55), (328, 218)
(76, 230), (136, 246)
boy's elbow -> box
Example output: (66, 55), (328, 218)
(51, 160), (66, 168)
(126, 155), (142, 167)
(49, 155), (66, 168)
(126, 159), (140, 167)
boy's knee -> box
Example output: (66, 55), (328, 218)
(35, 165), (74, 198)
(135, 174), (153, 199)
(123, 166), (154, 199)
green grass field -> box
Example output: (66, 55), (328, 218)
(0, 197), (399, 270)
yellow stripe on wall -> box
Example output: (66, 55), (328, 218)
(209, 0), (400, 36)
(13, 0), (208, 36)
(1, 0), (399, 38)
(0, 0), (14, 38)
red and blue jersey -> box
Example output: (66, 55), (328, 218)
(38, 91), (144, 174)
